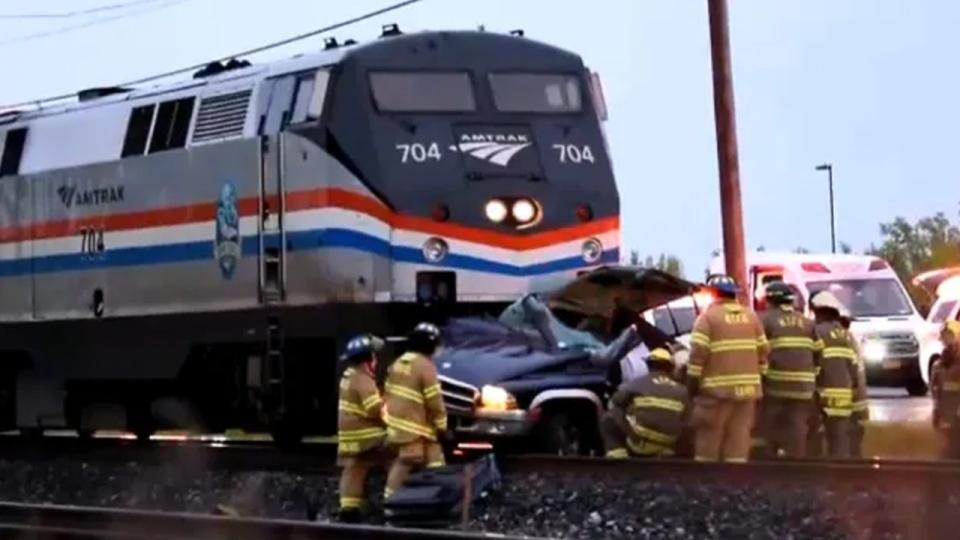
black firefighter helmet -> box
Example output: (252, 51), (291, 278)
(407, 322), (442, 355)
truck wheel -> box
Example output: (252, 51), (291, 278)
(536, 411), (591, 456)
(906, 376), (928, 397)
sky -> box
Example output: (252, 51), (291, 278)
(1, 0), (957, 279)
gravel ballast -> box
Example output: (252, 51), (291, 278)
(0, 457), (944, 539)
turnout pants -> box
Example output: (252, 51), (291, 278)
(692, 397), (756, 462)
(384, 439), (445, 499)
(823, 416), (851, 458)
(761, 397), (812, 458)
(600, 411), (673, 458)
(600, 411), (633, 458)
(338, 447), (392, 511)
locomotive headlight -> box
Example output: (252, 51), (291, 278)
(581, 237), (603, 264)
(422, 237), (449, 263)
(479, 385), (517, 411)
(512, 198), (537, 223)
(485, 199), (508, 223)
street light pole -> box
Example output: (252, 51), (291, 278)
(816, 163), (836, 253)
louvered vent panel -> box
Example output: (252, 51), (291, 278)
(192, 89), (252, 143)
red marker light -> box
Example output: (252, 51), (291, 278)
(801, 262), (830, 273)
(431, 203), (450, 222)
(575, 203), (593, 222)
(869, 259), (889, 271)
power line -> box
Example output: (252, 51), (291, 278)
(0, 0), (189, 47)
(0, 0), (168, 20)
(2, 0), (425, 110)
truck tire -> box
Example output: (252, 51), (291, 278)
(906, 376), (928, 397)
(905, 361), (928, 397)
(535, 409), (599, 456)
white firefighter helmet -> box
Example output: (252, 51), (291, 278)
(810, 290), (846, 314)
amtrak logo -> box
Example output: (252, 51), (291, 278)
(214, 181), (241, 279)
(56, 185), (125, 209)
(449, 133), (532, 167)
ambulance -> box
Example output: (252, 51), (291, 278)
(708, 252), (928, 395)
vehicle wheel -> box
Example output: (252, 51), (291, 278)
(904, 361), (928, 396)
(906, 377), (928, 397)
(536, 411), (591, 456)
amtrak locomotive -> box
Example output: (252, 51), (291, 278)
(0, 25), (620, 442)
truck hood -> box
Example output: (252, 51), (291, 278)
(546, 265), (701, 319)
(435, 326), (588, 387)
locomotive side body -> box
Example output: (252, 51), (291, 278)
(0, 29), (621, 439)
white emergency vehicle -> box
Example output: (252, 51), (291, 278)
(709, 252), (928, 395)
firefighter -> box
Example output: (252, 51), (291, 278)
(336, 334), (389, 522)
(931, 320), (960, 458)
(601, 347), (690, 458)
(841, 305), (869, 458)
(759, 281), (820, 458)
(810, 291), (859, 459)
(688, 275), (769, 463)
(383, 322), (448, 500)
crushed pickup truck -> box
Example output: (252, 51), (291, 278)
(434, 266), (704, 456)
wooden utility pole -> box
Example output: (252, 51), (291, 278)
(707, 0), (748, 304)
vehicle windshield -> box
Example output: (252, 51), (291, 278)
(806, 278), (915, 317)
(929, 299), (958, 323)
(488, 73), (582, 113)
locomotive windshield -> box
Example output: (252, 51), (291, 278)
(488, 73), (582, 113)
(369, 71), (476, 112)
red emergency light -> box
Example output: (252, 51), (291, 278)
(801, 262), (831, 273)
(869, 259), (889, 271)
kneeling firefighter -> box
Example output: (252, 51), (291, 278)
(810, 291), (861, 459)
(336, 334), (390, 522)
(383, 322), (448, 499)
(601, 347), (690, 458)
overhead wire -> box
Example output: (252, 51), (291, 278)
(0, 0), (169, 20)
(1, 0), (425, 110)
(0, 0), (190, 47)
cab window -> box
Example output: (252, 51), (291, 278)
(488, 73), (582, 113)
(369, 71), (476, 112)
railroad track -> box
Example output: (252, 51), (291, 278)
(0, 440), (958, 538)
(0, 501), (542, 540)
(4, 433), (960, 474)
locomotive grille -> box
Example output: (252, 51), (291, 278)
(437, 375), (478, 414)
(192, 89), (252, 144)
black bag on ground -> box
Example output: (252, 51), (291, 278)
(383, 455), (501, 527)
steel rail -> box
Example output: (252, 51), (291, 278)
(0, 501), (546, 540)
(7, 435), (960, 475)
